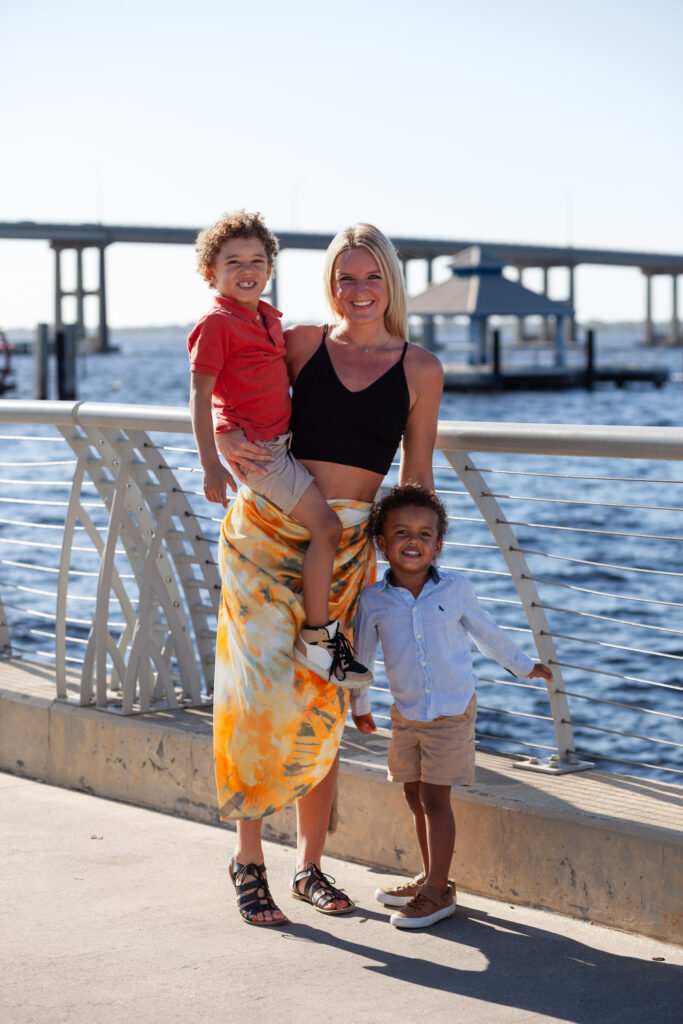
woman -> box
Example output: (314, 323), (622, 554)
(213, 224), (443, 925)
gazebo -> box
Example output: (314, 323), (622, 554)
(407, 246), (574, 366)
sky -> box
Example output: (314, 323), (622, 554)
(1, 0), (682, 331)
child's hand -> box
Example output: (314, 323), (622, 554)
(215, 429), (274, 481)
(352, 712), (377, 735)
(528, 663), (553, 682)
(202, 463), (235, 507)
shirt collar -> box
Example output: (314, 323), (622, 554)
(212, 293), (283, 324)
(379, 564), (441, 591)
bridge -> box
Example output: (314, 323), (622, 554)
(1, 220), (682, 350)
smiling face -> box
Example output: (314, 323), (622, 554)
(377, 505), (443, 593)
(206, 236), (271, 311)
(332, 247), (390, 327)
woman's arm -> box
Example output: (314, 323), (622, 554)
(399, 348), (444, 490)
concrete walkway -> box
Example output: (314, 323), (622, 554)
(2, 772), (681, 1024)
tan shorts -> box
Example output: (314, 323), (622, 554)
(387, 694), (477, 787)
(241, 432), (314, 515)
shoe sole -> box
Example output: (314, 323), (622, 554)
(390, 902), (456, 929)
(375, 889), (416, 907)
(292, 648), (371, 689)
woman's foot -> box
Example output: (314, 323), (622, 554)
(291, 861), (355, 914)
(229, 859), (289, 927)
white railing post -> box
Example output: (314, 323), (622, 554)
(51, 408), (221, 714)
(442, 449), (592, 773)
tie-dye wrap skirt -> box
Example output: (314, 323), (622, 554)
(213, 487), (374, 821)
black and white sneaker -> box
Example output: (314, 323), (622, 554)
(293, 620), (372, 689)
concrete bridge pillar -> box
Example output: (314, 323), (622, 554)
(269, 267), (278, 310)
(539, 267), (549, 342)
(426, 257), (433, 285)
(516, 268), (525, 343)
(567, 265), (576, 342)
(76, 247), (85, 341)
(98, 245), (109, 353)
(669, 274), (679, 346)
(53, 246), (63, 331)
(51, 240), (111, 352)
(643, 272), (653, 345)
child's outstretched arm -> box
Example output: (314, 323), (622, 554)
(189, 371), (236, 507)
(350, 595), (378, 734)
(528, 663), (553, 682)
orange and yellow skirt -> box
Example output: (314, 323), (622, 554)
(213, 488), (374, 821)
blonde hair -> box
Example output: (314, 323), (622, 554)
(323, 223), (408, 339)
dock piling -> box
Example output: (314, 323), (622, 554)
(56, 324), (77, 400)
(33, 323), (49, 400)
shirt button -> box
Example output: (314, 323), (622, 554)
(420, 659), (426, 666)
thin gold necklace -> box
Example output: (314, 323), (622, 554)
(337, 327), (393, 353)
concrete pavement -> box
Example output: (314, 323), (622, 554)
(1, 771), (681, 1024)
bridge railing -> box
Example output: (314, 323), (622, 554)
(0, 400), (681, 781)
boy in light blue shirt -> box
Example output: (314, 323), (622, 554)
(351, 483), (552, 930)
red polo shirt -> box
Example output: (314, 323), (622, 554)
(188, 294), (291, 441)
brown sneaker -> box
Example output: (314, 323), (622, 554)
(390, 883), (456, 929)
(293, 620), (372, 689)
(375, 873), (426, 907)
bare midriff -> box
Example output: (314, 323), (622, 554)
(300, 460), (386, 504)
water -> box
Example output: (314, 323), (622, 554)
(3, 331), (682, 781)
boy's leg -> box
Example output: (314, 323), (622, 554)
(291, 482), (371, 687)
(403, 780), (429, 876)
(419, 782), (455, 893)
(289, 482), (342, 628)
(388, 782), (456, 928)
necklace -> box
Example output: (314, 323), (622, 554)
(336, 327), (394, 353)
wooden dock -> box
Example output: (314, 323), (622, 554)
(442, 363), (669, 391)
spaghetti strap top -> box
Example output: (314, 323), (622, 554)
(290, 325), (410, 475)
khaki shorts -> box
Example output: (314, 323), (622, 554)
(387, 694), (477, 787)
(242, 432), (314, 515)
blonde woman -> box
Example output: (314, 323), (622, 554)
(212, 224), (443, 925)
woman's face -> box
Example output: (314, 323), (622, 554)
(332, 247), (390, 327)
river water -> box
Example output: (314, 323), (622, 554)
(3, 331), (682, 782)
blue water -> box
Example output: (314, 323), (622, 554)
(3, 331), (682, 781)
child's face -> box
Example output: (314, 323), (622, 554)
(377, 505), (442, 583)
(207, 236), (271, 311)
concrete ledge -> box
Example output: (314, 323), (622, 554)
(1, 658), (681, 944)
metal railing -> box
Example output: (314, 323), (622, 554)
(0, 400), (681, 781)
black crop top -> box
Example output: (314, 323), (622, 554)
(290, 326), (410, 475)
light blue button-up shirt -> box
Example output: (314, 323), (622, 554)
(351, 566), (535, 721)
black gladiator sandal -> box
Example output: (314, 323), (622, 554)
(290, 861), (356, 915)
(229, 859), (289, 927)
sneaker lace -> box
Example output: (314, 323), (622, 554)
(329, 631), (358, 681)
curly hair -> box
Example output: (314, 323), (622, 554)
(195, 210), (279, 286)
(370, 483), (449, 544)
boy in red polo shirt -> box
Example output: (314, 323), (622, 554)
(188, 210), (370, 688)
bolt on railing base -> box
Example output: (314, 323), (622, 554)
(513, 754), (594, 775)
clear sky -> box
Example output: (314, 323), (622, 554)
(1, 0), (681, 330)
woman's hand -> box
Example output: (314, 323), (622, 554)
(352, 712), (377, 735)
(215, 429), (274, 482)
